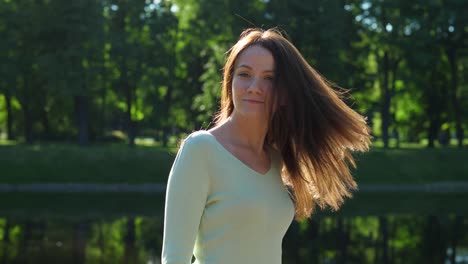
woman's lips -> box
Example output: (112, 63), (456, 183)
(244, 99), (264, 104)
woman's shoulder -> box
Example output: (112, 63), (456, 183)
(182, 130), (216, 149)
(177, 130), (221, 161)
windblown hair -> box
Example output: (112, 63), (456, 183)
(214, 28), (371, 221)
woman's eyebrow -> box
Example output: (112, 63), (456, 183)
(236, 64), (274, 73)
(236, 64), (252, 69)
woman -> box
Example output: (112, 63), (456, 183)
(162, 28), (371, 264)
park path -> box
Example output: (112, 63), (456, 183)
(1, 182), (468, 193)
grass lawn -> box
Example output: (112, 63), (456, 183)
(0, 143), (175, 184)
(353, 148), (468, 184)
(0, 141), (467, 184)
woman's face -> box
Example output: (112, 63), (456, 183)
(231, 45), (275, 120)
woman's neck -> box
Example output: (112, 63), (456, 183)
(216, 115), (268, 155)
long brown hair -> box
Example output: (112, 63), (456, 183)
(214, 28), (371, 221)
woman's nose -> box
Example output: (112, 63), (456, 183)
(246, 77), (263, 93)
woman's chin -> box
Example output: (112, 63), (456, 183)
(237, 111), (268, 119)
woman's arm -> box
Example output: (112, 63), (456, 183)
(161, 135), (210, 264)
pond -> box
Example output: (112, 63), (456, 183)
(0, 192), (467, 264)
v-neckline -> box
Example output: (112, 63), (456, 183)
(204, 131), (272, 176)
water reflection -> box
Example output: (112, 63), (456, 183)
(0, 214), (466, 264)
(283, 215), (468, 264)
(0, 216), (163, 264)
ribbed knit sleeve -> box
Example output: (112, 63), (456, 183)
(161, 134), (210, 264)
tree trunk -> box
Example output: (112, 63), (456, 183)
(99, 76), (107, 139)
(20, 74), (34, 144)
(379, 216), (389, 264)
(381, 51), (390, 149)
(124, 217), (137, 264)
(98, 221), (104, 264)
(125, 82), (135, 148)
(119, 56), (134, 147)
(161, 85), (174, 147)
(337, 217), (348, 264)
(22, 98), (34, 145)
(1, 219), (10, 264)
(18, 220), (32, 263)
(73, 221), (87, 264)
(427, 70), (440, 149)
(74, 95), (89, 146)
(390, 59), (400, 148)
(427, 109), (439, 149)
(4, 91), (14, 140)
(40, 105), (50, 140)
(450, 216), (463, 264)
(116, 4), (135, 148)
(424, 215), (447, 263)
(446, 48), (464, 148)
(38, 220), (46, 260)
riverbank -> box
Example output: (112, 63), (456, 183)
(1, 190), (467, 218)
(1, 182), (468, 193)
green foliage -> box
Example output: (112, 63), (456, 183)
(0, 0), (466, 146)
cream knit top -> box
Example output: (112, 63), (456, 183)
(162, 130), (295, 264)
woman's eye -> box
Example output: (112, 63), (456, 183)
(265, 76), (275, 81)
(238, 72), (250, 77)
